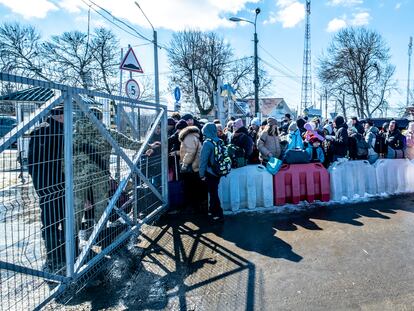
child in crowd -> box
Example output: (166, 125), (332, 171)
(306, 136), (325, 163)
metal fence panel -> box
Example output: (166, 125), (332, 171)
(0, 73), (168, 310)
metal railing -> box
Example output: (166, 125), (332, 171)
(0, 72), (168, 310)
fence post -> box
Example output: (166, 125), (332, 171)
(64, 91), (75, 278)
(160, 108), (168, 205)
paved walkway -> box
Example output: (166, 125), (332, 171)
(64, 194), (414, 310)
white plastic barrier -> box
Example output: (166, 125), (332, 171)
(375, 159), (414, 194)
(328, 159), (378, 201)
(218, 165), (273, 212)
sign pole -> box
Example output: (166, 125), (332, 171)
(154, 30), (160, 107)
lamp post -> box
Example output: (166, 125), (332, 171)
(135, 1), (159, 106)
(230, 8), (261, 117)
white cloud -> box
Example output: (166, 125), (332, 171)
(52, 0), (260, 31)
(395, 3), (402, 10)
(350, 12), (370, 26)
(327, 0), (363, 6)
(264, 0), (305, 28)
(326, 10), (370, 33)
(326, 17), (347, 32)
(0, 0), (58, 19)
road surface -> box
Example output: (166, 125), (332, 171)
(61, 194), (414, 310)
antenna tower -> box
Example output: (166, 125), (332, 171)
(300, 0), (312, 114)
(407, 36), (413, 106)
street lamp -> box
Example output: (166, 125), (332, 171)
(135, 1), (159, 106)
(230, 8), (261, 117)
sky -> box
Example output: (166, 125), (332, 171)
(0, 0), (413, 116)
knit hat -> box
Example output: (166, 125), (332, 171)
(168, 118), (176, 126)
(267, 117), (277, 126)
(304, 122), (315, 131)
(175, 119), (188, 130)
(227, 120), (234, 128)
(233, 118), (244, 131)
(181, 113), (194, 121)
(250, 117), (261, 127)
(288, 122), (297, 132)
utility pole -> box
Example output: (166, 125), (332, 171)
(300, 0), (312, 114)
(230, 8), (261, 117)
(407, 36), (413, 107)
(325, 88), (328, 120)
(135, 1), (159, 106)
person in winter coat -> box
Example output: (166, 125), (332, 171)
(286, 122), (304, 150)
(216, 124), (228, 145)
(73, 107), (142, 247)
(199, 123), (224, 221)
(224, 120), (234, 143)
(306, 136), (325, 163)
(28, 106), (66, 267)
(348, 127), (368, 160)
(405, 122), (414, 160)
(168, 120), (188, 180)
(365, 120), (380, 164)
(280, 113), (292, 135)
(304, 122), (325, 143)
(257, 117), (282, 163)
(351, 117), (365, 135)
(248, 117), (261, 164)
(231, 118), (254, 158)
(322, 123), (334, 167)
(386, 120), (406, 158)
(326, 115), (348, 162)
(296, 118), (307, 136)
(179, 125), (205, 213)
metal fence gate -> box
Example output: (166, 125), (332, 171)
(0, 72), (168, 310)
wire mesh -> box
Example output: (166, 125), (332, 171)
(0, 73), (167, 310)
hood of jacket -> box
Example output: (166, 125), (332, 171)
(202, 122), (218, 140)
(334, 116), (345, 128)
(369, 126), (379, 134)
(179, 126), (200, 142)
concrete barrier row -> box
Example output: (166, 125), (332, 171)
(219, 159), (414, 212)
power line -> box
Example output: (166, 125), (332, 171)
(87, 0), (151, 42)
(260, 57), (301, 85)
(258, 44), (300, 78)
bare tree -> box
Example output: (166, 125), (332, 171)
(0, 22), (50, 81)
(42, 31), (94, 89)
(168, 30), (271, 116)
(228, 57), (272, 99)
(90, 28), (119, 94)
(318, 27), (396, 118)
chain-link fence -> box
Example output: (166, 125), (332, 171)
(0, 72), (168, 310)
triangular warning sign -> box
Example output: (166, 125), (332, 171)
(120, 47), (144, 73)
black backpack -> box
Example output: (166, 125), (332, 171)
(356, 135), (369, 157)
(374, 133), (386, 154)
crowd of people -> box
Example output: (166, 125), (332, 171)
(26, 104), (414, 272)
(167, 112), (414, 222)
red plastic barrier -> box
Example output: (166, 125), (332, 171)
(273, 163), (330, 205)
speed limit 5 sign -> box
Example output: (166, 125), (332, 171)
(125, 79), (140, 100)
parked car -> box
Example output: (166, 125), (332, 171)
(0, 115), (17, 148)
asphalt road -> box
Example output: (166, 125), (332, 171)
(63, 194), (414, 311)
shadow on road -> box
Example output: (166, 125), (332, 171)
(61, 194), (414, 310)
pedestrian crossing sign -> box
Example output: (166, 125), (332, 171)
(120, 47), (144, 73)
